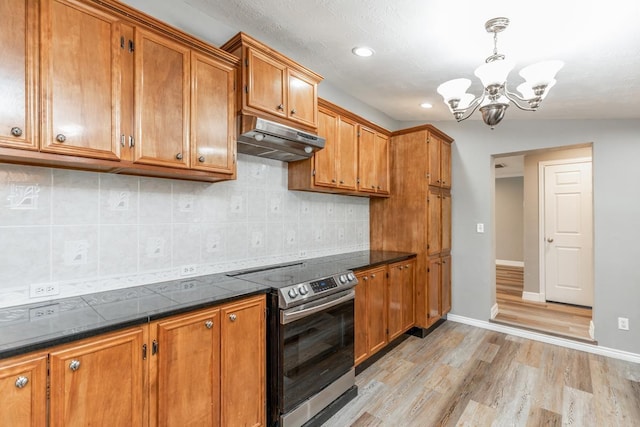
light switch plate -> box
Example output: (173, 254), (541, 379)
(477, 223), (485, 233)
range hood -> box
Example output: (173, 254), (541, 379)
(237, 115), (325, 162)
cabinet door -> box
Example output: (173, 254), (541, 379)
(387, 263), (403, 341)
(41, 0), (120, 160)
(150, 309), (220, 427)
(190, 52), (235, 174)
(428, 133), (441, 186)
(357, 126), (377, 193)
(441, 140), (451, 188)
(427, 188), (442, 256)
(247, 48), (286, 119)
(313, 108), (338, 188)
(427, 258), (441, 321)
(220, 296), (265, 427)
(0, 353), (47, 427)
(336, 116), (358, 190)
(374, 133), (389, 194)
(49, 327), (146, 427)
(441, 191), (452, 253)
(401, 259), (416, 332)
(287, 69), (317, 127)
(0, 0), (37, 150)
(354, 272), (369, 365)
(441, 255), (452, 315)
(134, 28), (190, 168)
(367, 266), (388, 355)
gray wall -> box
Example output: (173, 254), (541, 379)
(418, 118), (640, 354)
(495, 177), (524, 262)
(522, 146), (592, 294)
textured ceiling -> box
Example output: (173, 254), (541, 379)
(124, 0), (640, 123)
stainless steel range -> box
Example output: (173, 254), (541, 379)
(232, 261), (358, 427)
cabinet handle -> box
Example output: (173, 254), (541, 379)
(176, 153), (183, 160)
(331, 179), (336, 183)
(437, 179), (441, 183)
(69, 359), (81, 371)
(363, 276), (368, 281)
(10, 127), (23, 137)
(229, 314), (237, 322)
(398, 266), (403, 270)
(129, 135), (135, 148)
(198, 155), (205, 163)
(290, 109), (296, 115)
(205, 320), (213, 329)
(120, 134), (125, 147)
(55, 134), (66, 143)
(371, 185), (375, 189)
(277, 104), (284, 111)
(442, 260), (447, 264)
(377, 186), (381, 190)
(15, 376), (28, 388)
(371, 274), (376, 278)
(340, 180), (344, 184)
(405, 264), (410, 269)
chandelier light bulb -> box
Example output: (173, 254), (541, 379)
(474, 59), (515, 87)
(519, 60), (564, 87)
(437, 78), (471, 103)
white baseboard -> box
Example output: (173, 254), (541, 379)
(522, 291), (545, 302)
(446, 313), (640, 364)
(495, 259), (525, 267)
(490, 303), (499, 319)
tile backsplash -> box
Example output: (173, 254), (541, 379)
(0, 154), (369, 308)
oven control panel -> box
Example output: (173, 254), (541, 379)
(279, 271), (358, 308)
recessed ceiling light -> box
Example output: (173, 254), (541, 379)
(352, 46), (375, 57)
(420, 103), (433, 109)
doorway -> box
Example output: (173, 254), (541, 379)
(491, 145), (595, 342)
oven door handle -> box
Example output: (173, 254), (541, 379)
(281, 290), (355, 325)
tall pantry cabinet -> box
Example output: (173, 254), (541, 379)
(370, 125), (453, 330)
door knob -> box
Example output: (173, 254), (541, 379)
(547, 237), (554, 243)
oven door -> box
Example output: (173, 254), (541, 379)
(279, 289), (355, 413)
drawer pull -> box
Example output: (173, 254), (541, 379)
(69, 360), (81, 371)
(229, 314), (237, 322)
(10, 127), (23, 137)
(56, 134), (66, 143)
(205, 320), (213, 329)
(15, 376), (28, 388)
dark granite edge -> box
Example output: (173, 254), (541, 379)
(349, 252), (417, 271)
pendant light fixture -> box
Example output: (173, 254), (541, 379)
(437, 17), (564, 128)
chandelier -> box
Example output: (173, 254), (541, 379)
(437, 17), (564, 128)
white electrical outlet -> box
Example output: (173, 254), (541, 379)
(618, 317), (629, 330)
(29, 283), (60, 298)
(180, 265), (197, 276)
(29, 303), (60, 320)
(476, 223), (485, 233)
(299, 250), (307, 258)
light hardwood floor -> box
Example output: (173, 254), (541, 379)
(493, 265), (593, 343)
(322, 321), (640, 426)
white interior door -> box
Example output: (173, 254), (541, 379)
(543, 161), (593, 307)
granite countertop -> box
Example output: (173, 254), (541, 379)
(0, 250), (415, 359)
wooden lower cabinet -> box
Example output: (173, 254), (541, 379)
(354, 259), (415, 366)
(49, 326), (147, 427)
(427, 255), (452, 321)
(0, 352), (47, 427)
(149, 308), (221, 427)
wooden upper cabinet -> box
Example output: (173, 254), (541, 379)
(246, 48), (287, 119)
(0, 0), (37, 151)
(313, 108), (338, 187)
(0, 352), (47, 427)
(49, 327), (146, 427)
(40, 0), (120, 160)
(358, 126), (377, 193)
(287, 69), (317, 127)
(190, 52), (236, 174)
(220, 295), (265, 427)
(134, 28), (190, 168)
(428, 133), (452, 188)
(336, 116), (358, 190)
(221, 32), (322, 131)
(374, 133), (390, 194)
(150, 308), (221, 427)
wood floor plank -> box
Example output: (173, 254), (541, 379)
(321, 322), (640, 427)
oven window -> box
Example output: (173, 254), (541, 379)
(282, 299), (354, 412)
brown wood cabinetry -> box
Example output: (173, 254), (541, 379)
(288, 99), (390, 197)
(354, 258), (416, 365)
(2, 294), (265, 426)
(370, 125), (453, 330)
(149, 308), (221, 427)
(221, 32), (322, 131)
(49, 326), (146, 427)
(0, 352), (47, 427)
(0, 0), (238, 183)
(0, 0), (38, 151)
(388, 259), (416, 341)
(220, 296), (266, 427)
